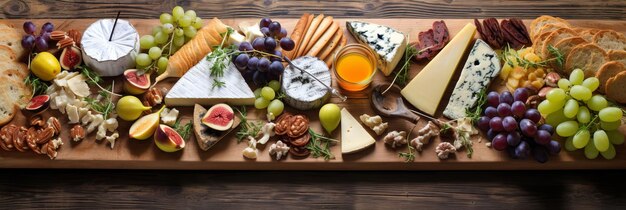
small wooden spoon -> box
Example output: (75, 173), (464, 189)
(370, 83), (420, 124)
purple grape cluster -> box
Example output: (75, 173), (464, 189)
(477, 88), (561, 163)
(234, 18), (295, 86)
(21, 21), (55, 52)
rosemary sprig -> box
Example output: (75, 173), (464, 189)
(172, 118), (193, 141)
(24, 74), (49, 97)
(383, 41), (418, 95)
(212, 78), (226, 89)
(503, 45), (564, 69)
(84, 83), (115, 119)
(80, 65), (121, 96)
(234, 106), (263, 143)
(306, 129), (338, 160)
(206, 27), (236, 88)
(398, 145), (416, 162)
(465, 88), (488, 125)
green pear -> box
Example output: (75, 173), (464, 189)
(319, 103), (341, 134)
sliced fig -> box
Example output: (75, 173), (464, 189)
(123, 69), (151, 95)
(25, 95), (50, 113)
(201, 103), (235, 131)
(154, 124), (185, 152)
(60, 46), (82, 70)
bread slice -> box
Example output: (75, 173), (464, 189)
(283, 13), (311, 59)
(532, 23), (569, 42)
(306, 21), (339, 57)
(529, 15), (571, 38)
(296, 14), (324, 57)
(565, 43), (608, 77)
(578, 28), (601, 42)
(552, 37), (587, 73)
(596, 61), (625, 93)
(608, 50), (626, 67)
(0, 75), (32, 109)
(606, 71), (626, 104)
(0, 22), (25, 59)
(541, 28), (577, 60)
(532, 32), (554, 56)
(302, 16), (334, 55)
(0, 96), (16, 126)
(593, 30), (626, 51)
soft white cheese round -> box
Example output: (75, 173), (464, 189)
(81, 19), (140, 77)
(282, 56), (331, 110)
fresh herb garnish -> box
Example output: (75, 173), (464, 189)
(212, 78), (226, 89)
(503, 45), (564, 69)
(306, 129), (337, 160)
(24, 74), (49, 97)
(383, 41), (418, 95)
(206, 27), (236, 88)
(398, 145), (416, 162)
(234, 106), (263, 143)
(80, 65), (121, 96)
(172, 118), (193, 141)
(84, 83), (115, 119)
(465, 88), (488, 125)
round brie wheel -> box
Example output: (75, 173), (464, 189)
(281, 56), (331, 110)
(82, 19), (140, 77)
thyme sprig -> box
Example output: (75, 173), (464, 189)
(234, 106), (263, 143)
(172, 118), (193, 141)
(306, 129), (338, 160)
(80, 65), (121, 96)
(503, 44), (565, 69)
(398, 145), (416, 162)
(84, 83), (115, 119)
(24, 74), (49, 97)
(465, 88), (488, 125)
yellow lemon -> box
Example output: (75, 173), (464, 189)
(31, 52), (61, 81)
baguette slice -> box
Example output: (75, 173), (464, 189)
(296, 14), (324, 58)
(0, 96), (16, 126)
(302, 16), (334, 55)
(306, 21), (339, 57)
(283, 13), (311, 59)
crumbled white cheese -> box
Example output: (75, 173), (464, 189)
(269, 141), (290, 160)
(66, 104), (80, 124)
(105, 132), (120, 149)
(257, 122), (276, 145)
(87, 114), (104, 134)
(160, 108), (179, 126)
(103, 118), (118, 132)
(96, 124), (107, 140)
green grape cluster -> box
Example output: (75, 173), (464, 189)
(538, 69), (625, 160)
(253, 80), (284, 118)
(137, 6), (202, 74)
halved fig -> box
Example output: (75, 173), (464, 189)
(154, 124), (185, 152)
(25, 95), (50, 113)
(123, 69), (150, 95)
(60, 46), (82, 70)
(201, 103), (234, 131)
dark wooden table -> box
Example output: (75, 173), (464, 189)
(2, 0), (626, 209)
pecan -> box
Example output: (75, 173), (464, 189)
(47, 117), (61, 135)
(56, 37), (75, 49)
(544, 72), (561, 87)
(13, 127), (28, 152)
(287, 115), (309, 138)
(26, 127), (41, 154)
(36, 126), (55, 144)
(50, 31), (67, 41)
(46, 138), (63, 160)
(67, 29), (82, 47)
(30, 116), (45, 127)
(289, 132), (311, 147)
(274, 113), (292, 136)
(143, 87), (164, 107)
(0, 125), (17, 151)
(70, 125), (86, 142)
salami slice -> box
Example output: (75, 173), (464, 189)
(415, 29), (436, 59)
(432, 20), (450, 48)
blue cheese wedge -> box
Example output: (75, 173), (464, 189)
(282, 56), (331, 110)
(443, 39), (501, 119)
(346, 21), (406, 76)
(165, 53), (255, 106)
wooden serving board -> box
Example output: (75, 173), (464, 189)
(1, 18), (626, 170)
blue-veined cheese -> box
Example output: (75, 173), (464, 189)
(443, 39), (501, 119)
(165, 53), (255, 106)
(346, 21), (406, 76)
(282, 56), (331, 110)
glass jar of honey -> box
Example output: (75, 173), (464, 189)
(333, 44), (377, 91)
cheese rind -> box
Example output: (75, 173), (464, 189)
(81, 19), (139, 76)
(346, 21), (406, 76)
(341, 108), (375, 154)
(443, 39), (501, 119)
(282, 56), (331, 110)
(165, 53), (255, 106)
(401, 23), (477, 116)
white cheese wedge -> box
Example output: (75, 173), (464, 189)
(82, 19), (140, 76)
(282, 56), (331, 110)
(341, 108), (375, 154)
(238, 22), (264, 43)
(443, 39), (501, 119)
(401, 23), (477, 116)
(165, 53), (255, 106)
(346, 21), (406, 76)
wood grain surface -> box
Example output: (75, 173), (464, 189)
(2, 18), (626, 170)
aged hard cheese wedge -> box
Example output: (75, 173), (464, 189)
(443, 39), (501, 119)
(346, 21), (406, 76)
(81, 19), (140, 76)
(401, 23), (477, 116)
(165, 53), (255, 106)
(282, 56), (331, 110)
(341, 108), (375, 154)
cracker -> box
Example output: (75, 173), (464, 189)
(302, 16), (334, 56)
(296, 14), (324, 58)
(606, 71), (626, 104)
(317, 23), (344, 62)
(532, 32), (553, 56)
(608, 50), (626, 67)
(596, 61), (625, 94)
(283, 13), (311, 59)
(593, 30), (626, 51)
(565, 43), (608, 77)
